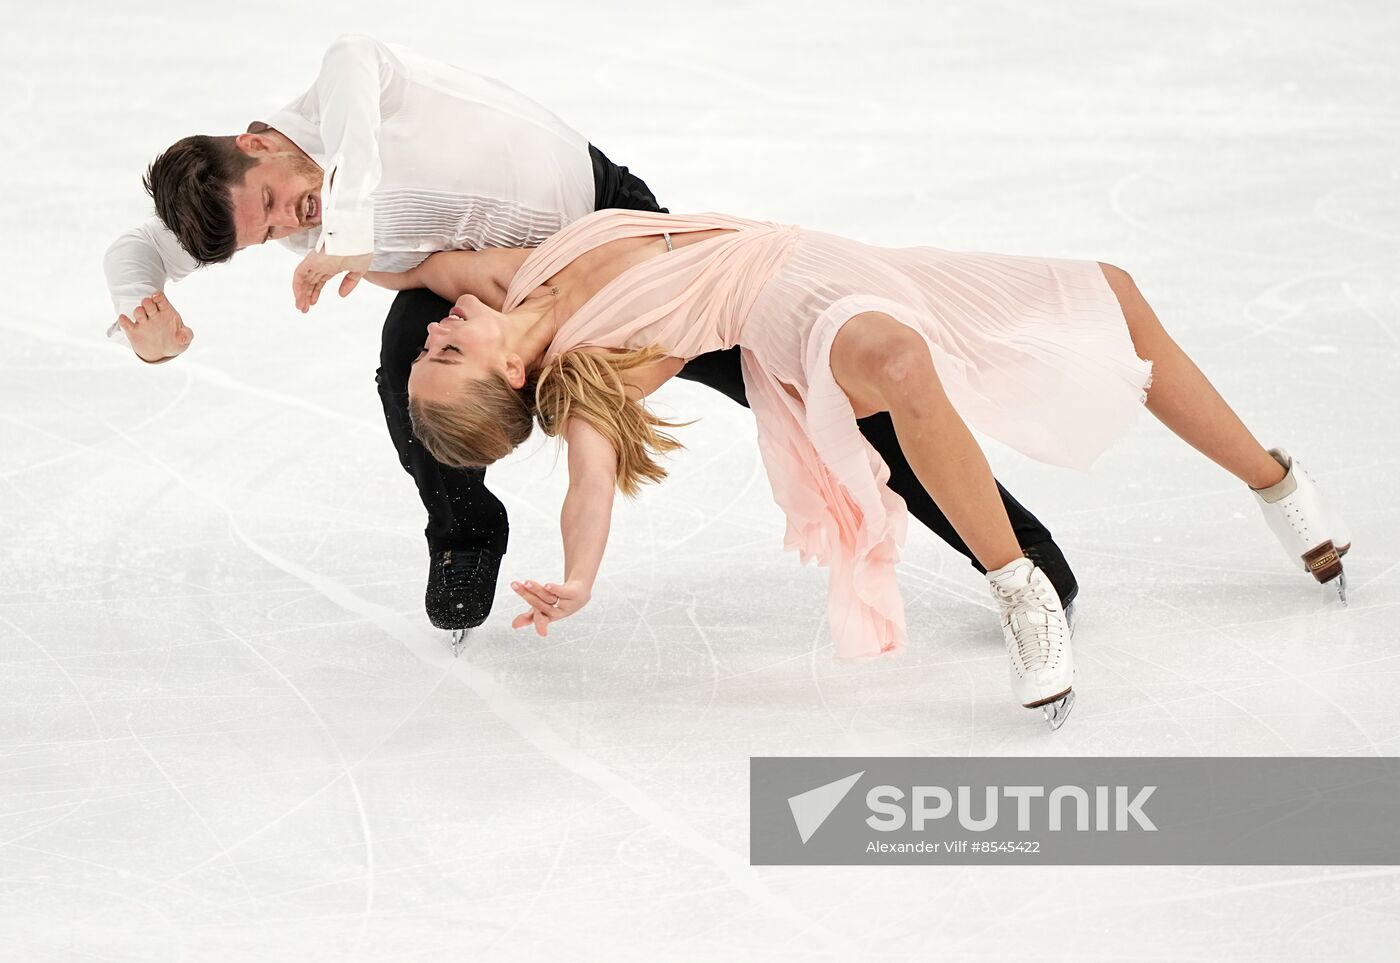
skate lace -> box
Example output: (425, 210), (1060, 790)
(996, 576), (1066, 672)
(438, 548), (485, 592)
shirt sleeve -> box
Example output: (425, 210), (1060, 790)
(313, 34), (393, 257)
(102, 218), (200, 343)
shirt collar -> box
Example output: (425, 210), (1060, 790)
(258, 109), (328, 169)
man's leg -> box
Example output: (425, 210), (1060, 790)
(589, 144), (668, 214)
(378, 287), (506, 628)
(675, 346), (1079, 607)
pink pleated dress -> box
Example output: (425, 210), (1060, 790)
(501, 210), (1152, 661)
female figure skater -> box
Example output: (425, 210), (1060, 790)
(391, 210), (1350, 729)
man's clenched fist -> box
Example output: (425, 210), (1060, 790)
(117, 292), (193, 364)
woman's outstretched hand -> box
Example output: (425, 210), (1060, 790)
(510, 578), (592, 636)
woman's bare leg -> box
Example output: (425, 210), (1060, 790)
(834, 312), (1076, 723)
(831, 313), (1022, 572)
(1099, 263), (1285, 490)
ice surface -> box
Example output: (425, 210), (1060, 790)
(2, 0), (1398, 959)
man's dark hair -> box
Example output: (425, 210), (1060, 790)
(142, 135), (259, 265)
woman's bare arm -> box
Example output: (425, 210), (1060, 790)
(621, 356), (686, 400)
(365, 248), (527, 311)
(510, 416), (618, 636)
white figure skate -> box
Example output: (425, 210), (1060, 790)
(1251, 448), (1351, 603)
(451, 629), (469, 657)
(988, 557), (1075, 730)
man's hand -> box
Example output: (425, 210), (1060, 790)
(293, 251), (374, 313)
(510, 578), (592, 637)
(117, 292), (193, 363)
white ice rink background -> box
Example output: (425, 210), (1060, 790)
(1, 0), (1398, 959)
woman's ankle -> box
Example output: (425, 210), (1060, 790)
(1247, 449), (1289, 492)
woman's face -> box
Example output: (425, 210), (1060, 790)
(408, 295), (513, 404)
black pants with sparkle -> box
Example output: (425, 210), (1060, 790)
(375, 144), (1061, 576)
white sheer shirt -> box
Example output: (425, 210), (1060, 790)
(103, 34), (595, 341)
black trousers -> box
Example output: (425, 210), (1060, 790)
(375, 145), (1055, 572)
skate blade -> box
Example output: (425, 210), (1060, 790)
(450, 628), (469, 657)
(1302, 541), (1349, 607)
(1313, 565), (1348, 607)
(1041, 690), (1075, 731)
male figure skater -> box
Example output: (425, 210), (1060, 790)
(103, 34), (1078, 636)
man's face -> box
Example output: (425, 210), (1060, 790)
(228, 151), (324, 249)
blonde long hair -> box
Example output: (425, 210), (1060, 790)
(408, 344), (691, 497)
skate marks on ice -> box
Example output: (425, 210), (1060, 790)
(6, 0), (1400, 956)
(95, 411), (857, 956)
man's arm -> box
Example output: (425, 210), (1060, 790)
(291, 34), (394, 311)
(510, 417), (618, 636)
(313, 34), (392, 257)
(103, 218), (200, 362)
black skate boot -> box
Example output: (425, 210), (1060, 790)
(426, 546), (501, 656)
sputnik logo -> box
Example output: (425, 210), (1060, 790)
(787, 771), (864, 844)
